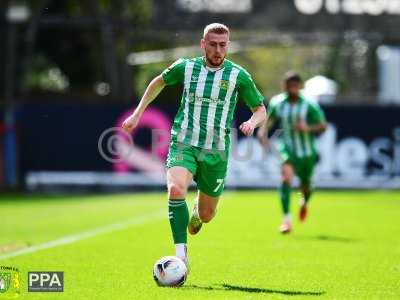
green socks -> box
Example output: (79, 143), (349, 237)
(280, 183), (291, 215)
(303, 187), (313, 204)
(168, 199), (189, 244)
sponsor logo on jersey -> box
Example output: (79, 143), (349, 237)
(187, 93), (224, 104)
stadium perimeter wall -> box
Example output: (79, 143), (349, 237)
(11, 102), (400, 191)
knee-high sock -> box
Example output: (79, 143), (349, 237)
(168, 199), (189, 244)
(280, 183), (291, 215)
(302, 184), (313, 204)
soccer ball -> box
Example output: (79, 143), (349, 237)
(152, 256), (187, 287)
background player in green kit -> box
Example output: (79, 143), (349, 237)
(122, 23), (266, 266)
(258, 72), (326, 234)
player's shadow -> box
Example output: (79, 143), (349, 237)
(298, 234), (357, 243)
(184, 283), (325, 296)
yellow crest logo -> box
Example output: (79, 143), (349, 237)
(220, 80), (229, 90)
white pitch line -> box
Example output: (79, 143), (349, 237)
(0, 209), (165, 261)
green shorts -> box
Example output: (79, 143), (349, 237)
(279, 146), (317, 185)
(166, 142), (228, 197)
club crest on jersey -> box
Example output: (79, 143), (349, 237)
(220, 80), (229, 90)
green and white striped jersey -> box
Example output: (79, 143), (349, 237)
(268, 93), (326, 158)
(162, 56), (264, 151)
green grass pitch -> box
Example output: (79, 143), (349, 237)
(1, 190), (399, 299)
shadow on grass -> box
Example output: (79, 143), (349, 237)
(297, 235), (357, 243)
(184, 283), (325, 296)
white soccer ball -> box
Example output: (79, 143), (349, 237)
(153, 256), (187, 287)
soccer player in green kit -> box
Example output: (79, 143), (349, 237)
(122, 23), (266, 266)
(258, 72), (326, 234)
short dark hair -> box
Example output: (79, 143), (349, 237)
(284, 71), (302, 83)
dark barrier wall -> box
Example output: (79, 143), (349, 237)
(0, 109), (4, 185)
(18, 103), (178, 173)
(19, 102), (400, 188)
(19, 104), (135, 172)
